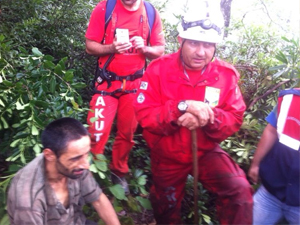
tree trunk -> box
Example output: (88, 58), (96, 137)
(220, 0), (233, 38)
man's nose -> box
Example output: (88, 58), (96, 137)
(195, 44), (205, 56)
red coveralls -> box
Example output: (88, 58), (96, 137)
(85, 0), (165, 176)
(134, 51), (253, 224)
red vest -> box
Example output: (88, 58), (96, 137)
(277, 88), (300, 151)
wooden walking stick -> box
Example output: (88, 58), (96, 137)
(191, 129), (199, 224)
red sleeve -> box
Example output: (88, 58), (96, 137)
(134, 61), (181, 136)
(85, 1), (106, 43)
(149, 8), (165, 46)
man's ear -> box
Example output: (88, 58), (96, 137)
(43, 148), (57, 162)
(177, 36), (183, 45)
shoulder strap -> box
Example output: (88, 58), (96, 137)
(105, 0), (117, 31)
(143, 1), (156, 43)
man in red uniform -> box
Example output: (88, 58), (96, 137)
(85, 0), (165, 194)
(133, 1), (253, 224)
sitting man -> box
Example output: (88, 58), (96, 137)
(7, 117), (120, 225)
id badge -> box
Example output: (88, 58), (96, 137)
(204, 87), (220, 107)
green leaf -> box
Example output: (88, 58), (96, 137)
(127, 196), (141, 212)
(202, 214), (211, 224)
(14, 131), (29, 139)
(0, 34), (5, 42)
(71, 99), (79, 110)
(119, 217), (135, 225)
(8, 164), (21, 172)
(109, 184), (126, 200)
(19, 46), (28, 54)
(137, 175), (147, 185)
(95, 160), (108, 172)
(2, 80), (14, 87)
(138, 186), (148, 195)
(16, 73), (26, 79)
(95, 154), (106, 160)
(44, 55), (54, 61)
(98, 171), (106, 179)
(30, 100), (49, 108)
(20, 153), (26, 164)
(32, 47), (43, 57)
(10, 139), (20, 148)
(58, 57), (67, 70)
(64, 71), (74, 81)
(71, 82), (86, 89)
(31, 125), (39, 136)
(275, 51), (288, 64)
(54, 64), (63, 76)
(134, 169), (143, 178)
(49, 77), (56, 93)
(0, 117), (9, 129)
(90, 117), (98, 123)
(33, 144), (41, 155)
(0, 214), (9, 225)
(136, 196), (152, 210)
(89, 164), (98, 173)
(33, 115), (45, 128)
(16, 101), (28, 110)
(12, 123), (20, 128)
(44, 60), (55, 69)
(236, 150), (244, 156)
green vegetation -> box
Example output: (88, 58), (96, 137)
(0, 0), (299, 224)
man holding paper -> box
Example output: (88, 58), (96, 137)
(85, 0), (165, 194)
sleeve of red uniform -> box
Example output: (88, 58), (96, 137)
(134, 61), (181, 136)
(149, 8), (165, 47)
(85, 1), (106, 43)
(203, 78), (246, 142)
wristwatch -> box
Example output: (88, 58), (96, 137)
(178, 101), (188, 113)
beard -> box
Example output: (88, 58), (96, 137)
(56, 160), (85, 179)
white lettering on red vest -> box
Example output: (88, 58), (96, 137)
(95, 120), (104, 131)
(95, 96), (106, 106)
(95, 108), (104, 118)
(94, 133), (103, 142)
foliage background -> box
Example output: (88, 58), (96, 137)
(0, 0), (299, 224)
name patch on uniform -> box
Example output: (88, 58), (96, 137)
(140, 81), (148, 90)
(137, 93), (145, 103)
(204, 87), (220, 107)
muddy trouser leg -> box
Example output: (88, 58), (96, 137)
(198, 146), (253, 225)
(109, 93), (138, 177)
(150, 157), (191, 225)
(87, 94), (118, 155)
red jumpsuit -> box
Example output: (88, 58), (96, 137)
(85, 0), (165, 176)
(134, 51), (253, 224)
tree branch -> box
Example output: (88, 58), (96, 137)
(248, 79), (290, 110)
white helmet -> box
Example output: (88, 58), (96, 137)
(177, 0), (224, 43)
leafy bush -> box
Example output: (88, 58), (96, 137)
(0, 35), (88, 220)
(219, 34), (299, 170)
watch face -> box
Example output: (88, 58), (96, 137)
(178, 101), (187, 112)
